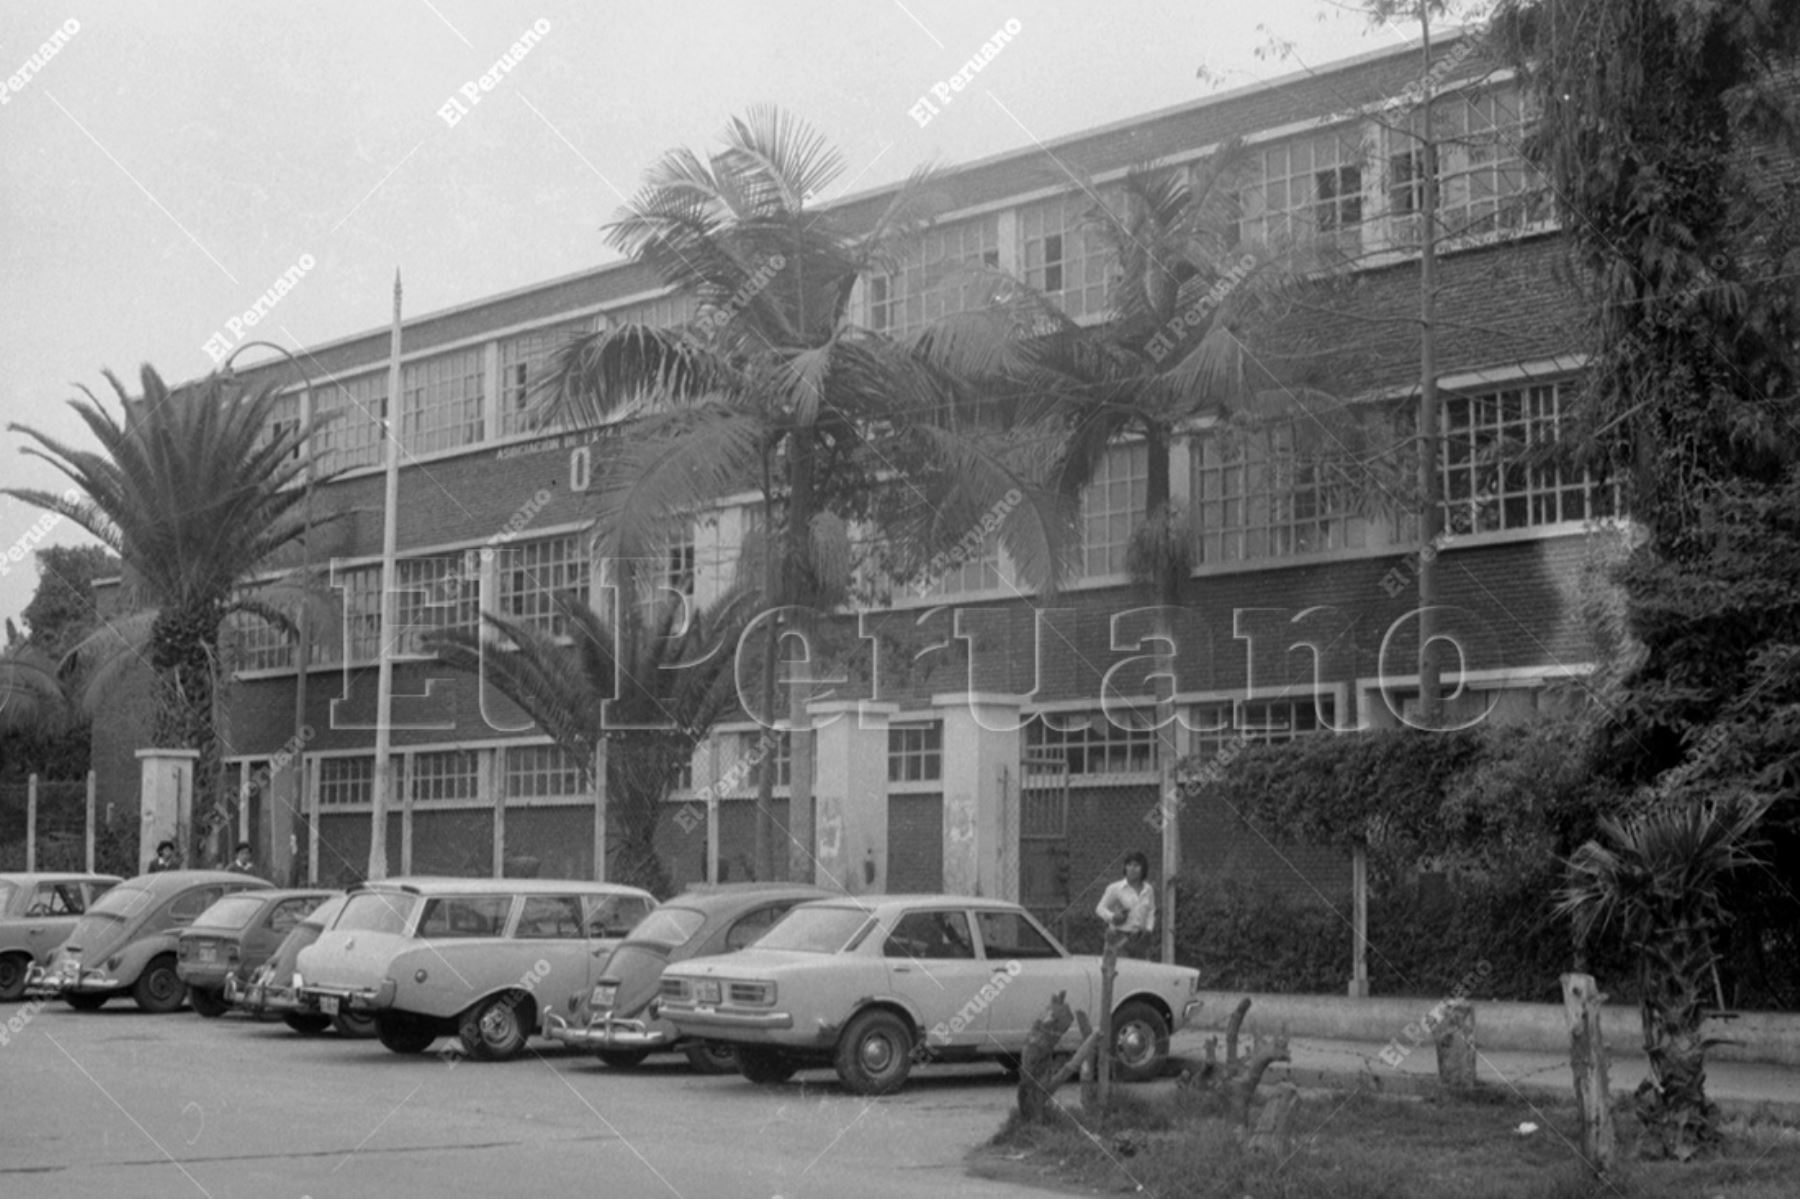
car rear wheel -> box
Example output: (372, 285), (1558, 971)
(187, 986), (230, 1018)
(596, 1048), (651, 1068)
(0, 953), (30, 1002)
(736, 1046), (798, 1085)
(1110, 1000), (1170, 1083)
(835, 1009), (914, 1096)
(65, 992), (109, 1011)
(334, 1010), (378, 1038)
(284, 1012), (332, 1035)
(133, 956), (185, 1014)
(375, 1013), (437, 1054)
(684, 1041), (739, 1074)
(459, 994), (529, 1061)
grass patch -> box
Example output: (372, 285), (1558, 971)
(970, 1087), (1800, 1198)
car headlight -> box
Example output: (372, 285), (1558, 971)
(726, 981), (775, 1007)
(591, 983), (617, 1009)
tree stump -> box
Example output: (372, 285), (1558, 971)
(1246, 1082), (1300, 1155)
(1434, 999), (1477, 1091)
(1562, 972), (1616, 1172)
(1228, 1029), (1291, 1123)
(1017, 991), (1075, 1124)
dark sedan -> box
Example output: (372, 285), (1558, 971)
(177, 889), (336, 1017)
(546, 883), (830, 1072)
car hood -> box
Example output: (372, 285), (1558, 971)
(665, 948), (830, 980)
(593, 941), (671, 1017)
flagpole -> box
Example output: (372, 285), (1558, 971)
(369, 269), (403, 880)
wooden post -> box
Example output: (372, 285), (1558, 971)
(1017, 991), (1075, 1124)
(1246, 1082), (1300, 1154)
(25, 774), (38, 872)
(1562, 972), (1616, 1172)
(1435, 999), (1477, 1091)
(1098, 929), (1121, 1108)
(1349, 843), (1370, 996)
(85, 772), (96, 872)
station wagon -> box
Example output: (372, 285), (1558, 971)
(295, 877), (654, 1060)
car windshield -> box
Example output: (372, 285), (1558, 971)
(336, 891), (417, 935)
(192, 894), (266, 930)
(0, 881), (16, 911)
(755, 905), (876, 954)
(87, 885), (155, 920)
(624, 906), (706, 948)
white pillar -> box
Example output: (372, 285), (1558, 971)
(810, 701), (894, 895)
(137, 748), (200, 873)
(933, 693), (1024, 900)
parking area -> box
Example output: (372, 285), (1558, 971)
(0, 1002), (1041, 1199)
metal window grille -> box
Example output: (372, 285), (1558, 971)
(317, 756), (373, 807)
(409, 749), (480, 804)
(1024, 710), (1155, 777)
(498, 534), (590, 638)
(401, 348), (485, 455)
(312, 371), (387, 475)
(868, 216), (1000, 335)
(1019, 192), (1118, 319)
(1079, 442), (1148, 577)
(887, 723), (942, 783)
(498, 320), (590, 437)
(505, 743), (586, 800)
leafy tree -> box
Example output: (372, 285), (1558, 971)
(540, 108), (1069, 881)
(3, 367), (313, 857)
(423, 587), (752, 895)
(19, 545), (118, 660)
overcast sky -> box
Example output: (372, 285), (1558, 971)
(0, 0), (1442, 630)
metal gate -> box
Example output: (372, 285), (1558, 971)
(1019, 750), (1071, 943)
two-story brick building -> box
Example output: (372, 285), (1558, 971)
(96, 32), (1622, 940)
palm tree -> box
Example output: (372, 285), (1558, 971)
(539, 107), (1071, 881)
(4, 367), (313, 861)
(915, 148), (1369, 954)
(423, 585), (752, 894)
(1558, 795), (1769, 1160)
(0, 647), (68, 782)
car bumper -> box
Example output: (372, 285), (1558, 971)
(660, 1006), (795, 1034)
(230, 973), (308, 1015)
(297, 980), (394, 1013)
(177, 964), (235, 989)
(544, 1012), (678, 1051)
(24, 964), (122, 996)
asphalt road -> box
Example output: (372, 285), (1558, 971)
(0, 999), (1047, 1199)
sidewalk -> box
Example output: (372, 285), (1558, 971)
(1163, 1029), (1800, 1122)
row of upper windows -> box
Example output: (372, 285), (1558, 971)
(864, 82), (1549, 336)
(228, 378), (1611, 673)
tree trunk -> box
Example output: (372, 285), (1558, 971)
(1017, 991), (1076, 1124)
(1635, 928), (1721, 1160)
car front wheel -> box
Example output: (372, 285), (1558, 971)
(1110, 1000), (1170, 1083)
(459, 994), (529, 1061)
(375, 1013), (437, 1054)
(65, 992), (109, 1012)
(133, 956), (185, 1014)
(835, 1009), (913, 1096)
(187, 986), (230, 1018)
(596, 1048), (651, 1068)
(736, 1046), (798, 1085)
(334, 1010), (378, 1038)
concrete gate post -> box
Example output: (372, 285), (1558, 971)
(933, 693), (1024, 900)
(810, 701), (894, 895)
(136, 748), (200, 872)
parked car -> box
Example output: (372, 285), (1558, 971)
(546, 883), (829, 1072)
(25, 871), (273, 1012)
(295, 877), (656, 1060)
(230, 894), (373, 1037)
(656, 894), (1203, 1095)
(176, 888), (336, 1018)
(0, 872), (122, 1001)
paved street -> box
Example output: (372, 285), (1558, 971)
(0, 1002), (1044, 1199)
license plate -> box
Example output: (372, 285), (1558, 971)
(198, 946), (217, 963)
(695, 980), (721, 1005)
(320, 996), (340, 1016)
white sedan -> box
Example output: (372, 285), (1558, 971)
(656, 894), (1201, 1094)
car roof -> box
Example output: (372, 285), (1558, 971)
(347, 876), (654, 898)
(206, 888), (338, 906)
(792, 894), (1029, 915)
(0, 872), (123, 886)
(662, 886), (832, 918)
(116, 871), (276, 892)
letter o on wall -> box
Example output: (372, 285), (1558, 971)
(569, 445), (592, 492)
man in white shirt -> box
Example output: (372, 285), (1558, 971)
(1095, 851), (1156, 959)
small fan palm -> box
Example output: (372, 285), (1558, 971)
(1558, 795), (1769, 1159)
(424, 586), (753, 895)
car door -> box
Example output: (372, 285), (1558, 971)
(972, 908), (1094, 1048)
(249, 897), (319, 970)
(23, 882), (83, 965)
(882, 907), (992, 1051)
(517, 894), (598, 1027)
